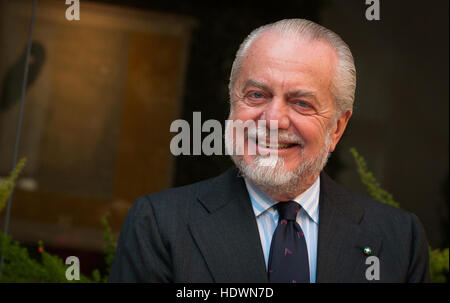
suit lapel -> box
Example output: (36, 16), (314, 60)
(316, 172), (383, 282)
(188, 169), (383, 282)
(188, 168), (268, 282)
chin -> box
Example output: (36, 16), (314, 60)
(231, 147), (330, 198)
(232, 155), (303, 196)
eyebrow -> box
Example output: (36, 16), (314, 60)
(242, 79), (317, 100)
(286, 90), (316, 100)
(241, 79), (272, 93)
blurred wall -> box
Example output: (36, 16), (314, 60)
(0, 0), (195, 251)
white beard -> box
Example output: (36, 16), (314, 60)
(225, 122), (333, 198)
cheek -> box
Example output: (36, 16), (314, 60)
(291, 119), (328, 148)
(231, 105), (264, 121)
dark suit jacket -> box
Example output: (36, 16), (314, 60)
(108, 167), (430, 282)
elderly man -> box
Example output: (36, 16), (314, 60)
(109, 19), (430, 283)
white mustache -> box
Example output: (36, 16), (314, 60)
(246, 126), (305, 147)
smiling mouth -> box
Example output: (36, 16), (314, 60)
(254, 138), (300, 150)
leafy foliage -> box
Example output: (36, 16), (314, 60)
(0, 158), (113, 282)
(429, 247), (449, 283)
(0, 234), (96, 282)
(0, 221), (113, 282)
(350, 147), (449, 283)
(349, 148), (400, 208)
(100, 212), (118, 282)
(0, 158), (26, 212)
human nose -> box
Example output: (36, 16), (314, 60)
(260, 97), (290, 130)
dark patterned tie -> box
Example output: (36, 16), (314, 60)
(268, 201), (310, 283)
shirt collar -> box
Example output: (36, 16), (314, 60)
(245, 176), (320, 224)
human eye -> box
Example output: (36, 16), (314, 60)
(244, 90), (269, 105)
(296, 101), (310, 108)
(248, 91), (265, 99)
(292, 100), (316, 114)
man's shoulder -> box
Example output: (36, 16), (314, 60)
(322, 172), (420, 232)
(129, 168), (239, 216)
(149, 167), (237, 200)
(351, 189), (414, 222)
(322, 173), (430, 282)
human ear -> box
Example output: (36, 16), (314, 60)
(329, 110), (352, 152)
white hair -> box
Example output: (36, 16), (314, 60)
(228, 19), (356, 115)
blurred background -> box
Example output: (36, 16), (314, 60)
(0, 0), (448, 275)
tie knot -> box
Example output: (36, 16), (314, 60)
(276, 201), (300, 221)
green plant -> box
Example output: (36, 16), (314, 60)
(0, 159), (113, 282)
(0, 158), (26, 211)
(349, 149), (399, 208)
(350, 147), (449, 283)
(100, 212), (117, 282)
(0, 234), (97, 282)
(0, 219), (112, 282)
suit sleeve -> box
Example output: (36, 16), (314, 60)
(407, 213), (431, 283)
(108, 195), (172, 282)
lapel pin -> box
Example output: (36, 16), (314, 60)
(363, 247), (373, 256)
